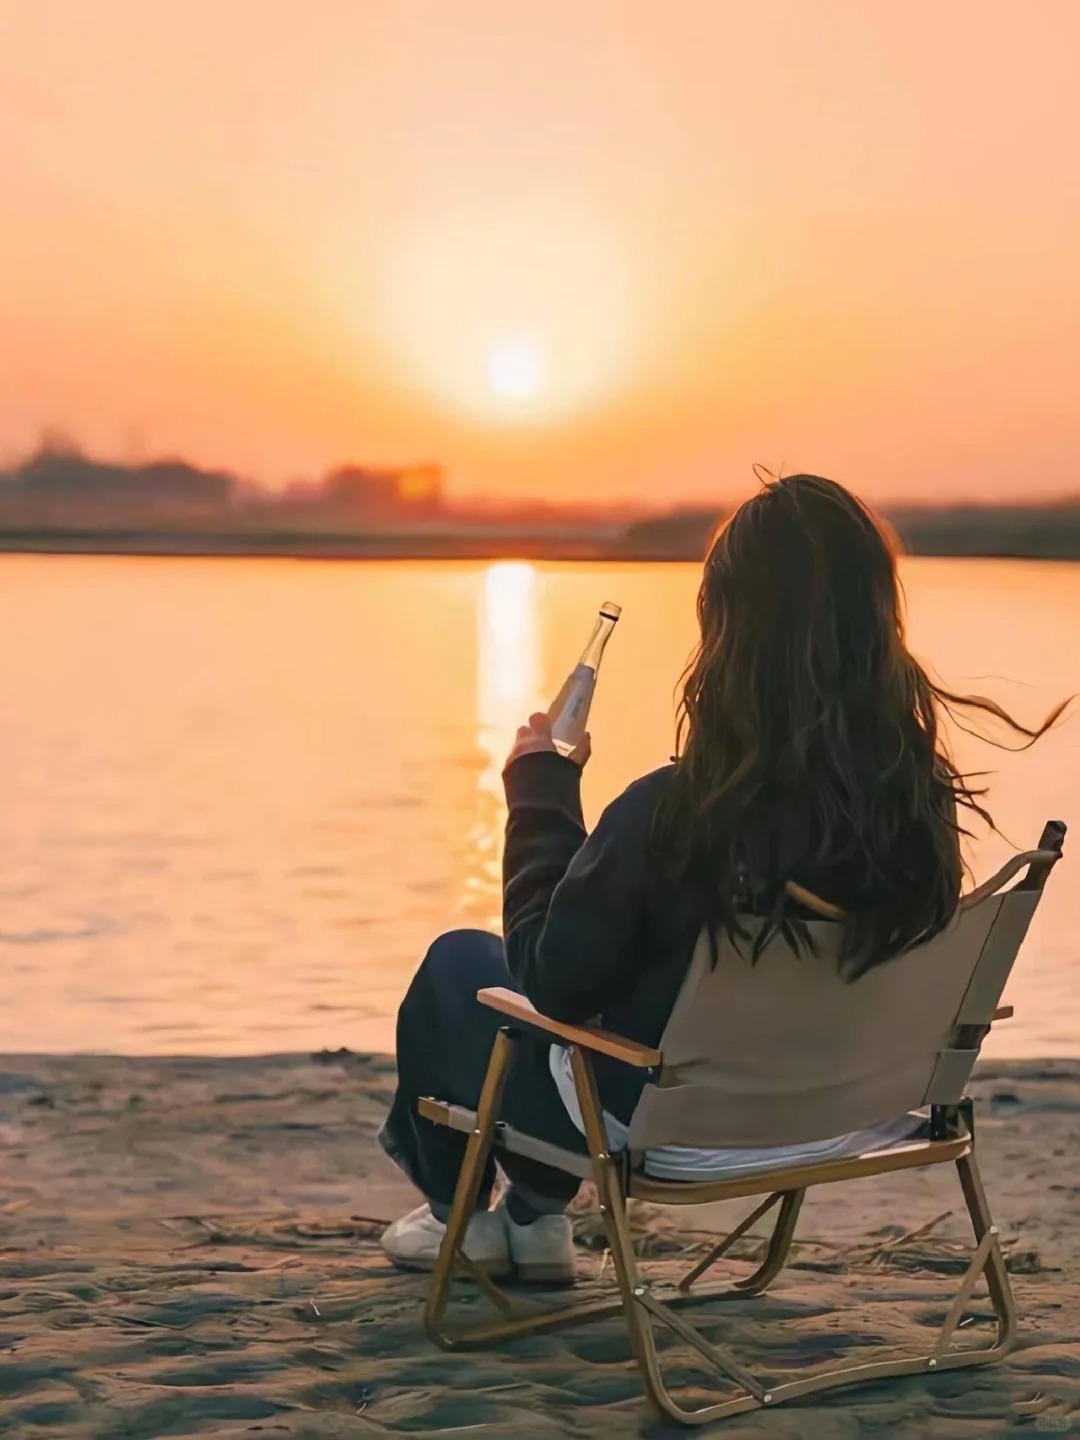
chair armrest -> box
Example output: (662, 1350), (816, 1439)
(476, 987), (662, 1068)
(991, 1004), (1014, 1022)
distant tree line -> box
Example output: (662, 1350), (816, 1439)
(2, 443), (1078, 559)
(0, 444), (444, 535)
(616, 500), (1080, 560)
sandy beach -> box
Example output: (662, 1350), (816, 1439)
(1, 1050), (1077, 1438)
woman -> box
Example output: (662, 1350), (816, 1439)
(379, 473), (1061, 1282)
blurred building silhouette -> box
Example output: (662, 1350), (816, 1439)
(273, 464), (444, 529)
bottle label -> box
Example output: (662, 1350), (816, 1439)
(550, 665), (596, 748)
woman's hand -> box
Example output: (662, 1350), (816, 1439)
(505, 712), (592, 769)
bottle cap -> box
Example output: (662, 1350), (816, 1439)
(600, 602), (622, 621)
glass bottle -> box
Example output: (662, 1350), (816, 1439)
(548, 602), (622, 756)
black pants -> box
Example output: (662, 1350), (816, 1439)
(379, 929), (588, 1213)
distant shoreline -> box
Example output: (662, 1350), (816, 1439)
(3, 528), (1080, 563)
(6, 448), (1080, 562)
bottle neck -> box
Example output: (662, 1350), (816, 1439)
(578, 612), (617, 671)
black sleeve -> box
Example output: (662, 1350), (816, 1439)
(501, 752), (663, 1023)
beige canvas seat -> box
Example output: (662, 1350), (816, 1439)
(417, 822), (1066, 1426)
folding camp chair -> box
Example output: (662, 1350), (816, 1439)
(418, 821), (1065, 1426)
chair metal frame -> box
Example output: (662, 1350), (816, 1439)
(417, 824), (1065, 1426)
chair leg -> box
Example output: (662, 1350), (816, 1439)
(423, 1036), (631, 1351)
(735, 1188), (804, 1294)
(424, 1028), (515, 1348)
(568, 1048), (765, 1424)
(954, 1149), (1019, 1357)
(567, 1048), (655, 1382)
(593, 1158), (768, 1422)
(677, 1192), (783, 1292)
(677, 1188), (805, 1296)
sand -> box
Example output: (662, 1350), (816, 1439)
(1, 1051), (1077, 1439)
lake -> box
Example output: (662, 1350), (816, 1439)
(2, 554), (1078, 1059)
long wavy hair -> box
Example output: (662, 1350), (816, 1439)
(654, 473), (1066, 978)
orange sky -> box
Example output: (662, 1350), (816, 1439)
(1, 2), (1078, 504)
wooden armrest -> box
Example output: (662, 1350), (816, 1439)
(992, 1004), (1014, 1022)
(476, 987), (662, 1068)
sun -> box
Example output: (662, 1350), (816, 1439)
(487, 336), (546, 401)
(378, 205), (631, 422)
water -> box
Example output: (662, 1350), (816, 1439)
(2, 554), (1078, 1058)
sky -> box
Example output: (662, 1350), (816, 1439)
(1, 1), (1079, 505)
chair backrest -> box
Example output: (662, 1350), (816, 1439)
(627, 823), (1065, 1152)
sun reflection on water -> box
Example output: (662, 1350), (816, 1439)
(462, 562), (540, 928)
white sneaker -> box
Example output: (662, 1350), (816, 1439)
(381, 1203), (511, 1276)
(497, 1198), (576, 1284)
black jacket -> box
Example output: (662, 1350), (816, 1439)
(502, 751), (691, 1122)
